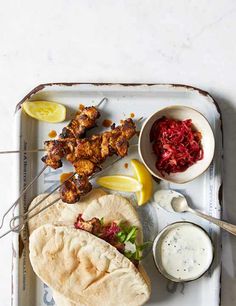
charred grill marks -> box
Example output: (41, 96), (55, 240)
(42, 110), (136, 203)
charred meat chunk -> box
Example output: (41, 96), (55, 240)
(60, 176), (92, 204)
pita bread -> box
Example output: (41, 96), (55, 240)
(53, 263), (151, 306)
(83, 194), (143, 244)
(29, 225), (151, 306)
(28, 189), (107, 234)
(28, 189), (106, 306)
(53, 194), (145, 306)
(28, 192), (149, 305)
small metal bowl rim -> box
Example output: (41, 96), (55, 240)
(152, 221), (215, 283)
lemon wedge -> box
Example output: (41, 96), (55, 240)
(131, 159), (153, 205)
(96, 175), (142, 192)
(22, 101), (66, 123)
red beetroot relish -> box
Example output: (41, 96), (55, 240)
(74, 214), (125, 252)
(150, 117), (203, 174)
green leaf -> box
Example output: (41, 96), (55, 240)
(125, 226), (137, 242)
(136, 241), (152, 252)
(117, 223), (138, 244)
(124, 250), (133, 259)
(117, 232), (126, 243)
(134, 251), (141, 261)
(100, 217), (104, 226)
(127, 241), (152, 261)
(119, 222), (128, 232)
(124, 249), (142, 261)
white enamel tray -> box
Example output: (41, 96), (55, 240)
(12, 83), (223, 306)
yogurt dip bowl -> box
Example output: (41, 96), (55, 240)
(152, 222), (214, 282)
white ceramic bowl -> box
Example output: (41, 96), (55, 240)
(138, 105), (215, 184)
(152, 222), (214, 282)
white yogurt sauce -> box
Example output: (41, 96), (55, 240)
(154, 223), (213, 281)
(154, 189), (184, 213)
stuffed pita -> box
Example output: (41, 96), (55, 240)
(53, 194), (148, 306)
(30, 225), (151, 306)
(28, 193), (150, 305)
(82, 194), (143, 244)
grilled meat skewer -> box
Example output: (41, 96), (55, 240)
(60, 106), (100, 139)
(66, 119), (136, 165)
(42, 106), (100, 169)
(44, 118), (136, 175)
(60, 176), (92, 203)
(58, 119), (136, 203)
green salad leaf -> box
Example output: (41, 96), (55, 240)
(124, 242), (151, 261)
(100, 217), (104, 226)
(116, 223), (138, 244)
(116, 222), (151, 262)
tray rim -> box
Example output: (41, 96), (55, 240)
(12, 82), (224, 306)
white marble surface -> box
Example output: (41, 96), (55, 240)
(0, 1), (236, 305)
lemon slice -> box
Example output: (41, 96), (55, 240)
(131, 159), (153, 205)
(96, 175), (142, 192)
(22, 101), (66, 123)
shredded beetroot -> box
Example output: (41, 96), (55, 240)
(100, 222), (121, 240)
(150, 117), (203, 174)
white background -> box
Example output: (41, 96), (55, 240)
(0, 1), (236, 305)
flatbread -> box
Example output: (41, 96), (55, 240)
(83, 194), (143, 244)
(28, 192), (149, 305)
(53, 194), (145, 306)
(29, 225), (151, 306)
(53, 263), (151, 306)
(28, 189), (107, 234)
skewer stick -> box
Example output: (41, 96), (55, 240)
(9, 172), (76, 233)
(0, 148), (45, 154)
(1, 156), (122, 238)
(0, 98), (108, 155)
(0, 97), (108, 234)
(10, 155), (122, 230)
(96, 97), (108, 107)
(0, 104), (140, 157)
(0, 165), (48, 230)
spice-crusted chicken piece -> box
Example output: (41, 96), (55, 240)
(73, 159), (100, 176)
(41, 106), (100, 169)
(101, 119), (135, 158)
(41, 139), (71, 169)
(66, 135), (102, 164)
(59, 119), (136, 203)
(60, 176), (92, 203)
(41, 118), (136, 203)
(60, 106), (100, 139)
(43, 118), (136, 172)
(65, 118), (136, 164)
(74, 214), (102, 233)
